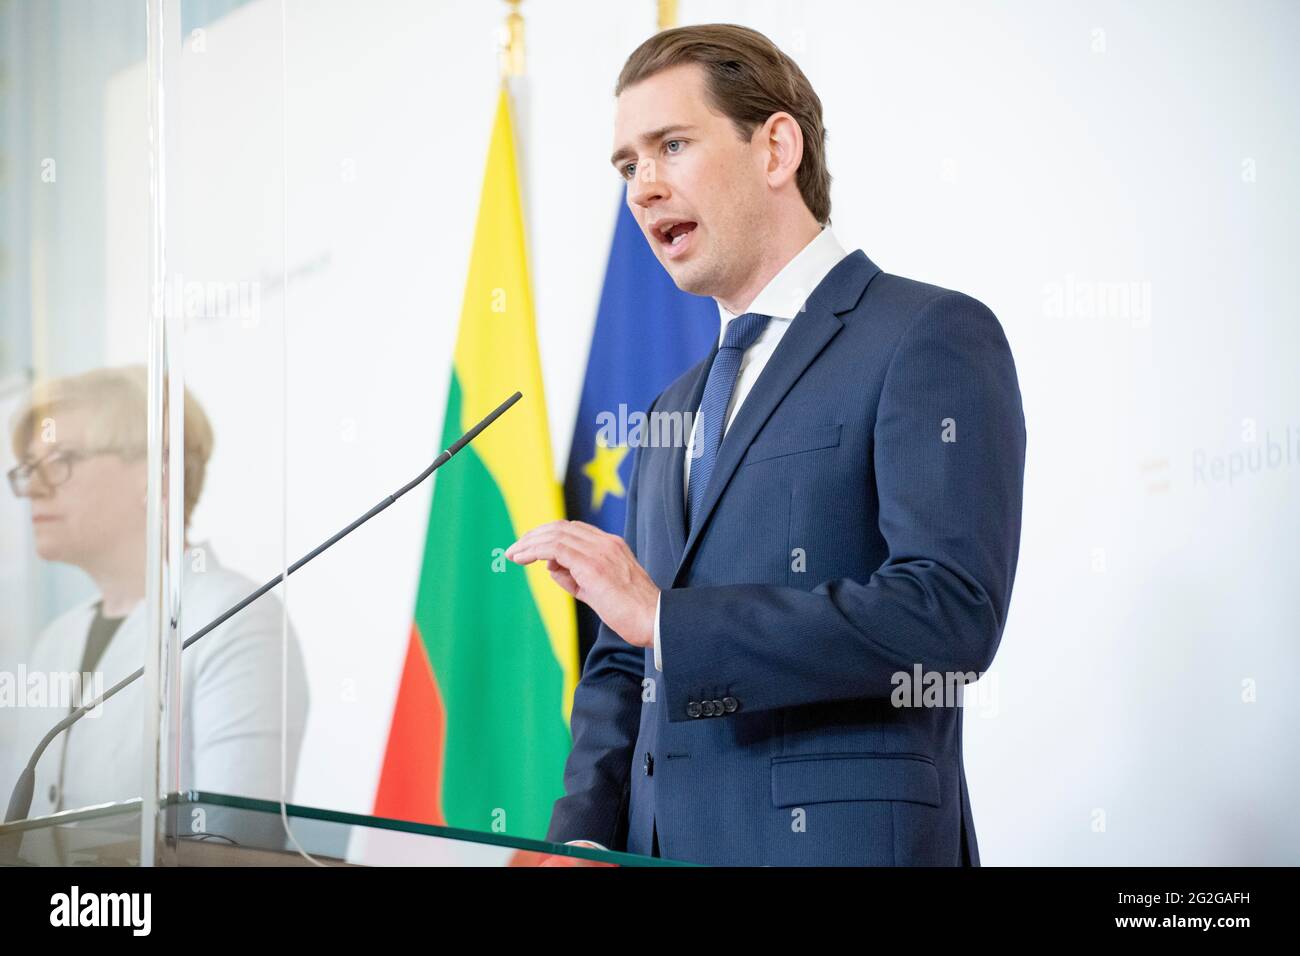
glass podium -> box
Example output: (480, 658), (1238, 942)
(0, 792), (682, 867)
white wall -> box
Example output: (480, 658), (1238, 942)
(95, 0), (1300, 864)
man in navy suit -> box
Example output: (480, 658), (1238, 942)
(507, 23), (1025, 866)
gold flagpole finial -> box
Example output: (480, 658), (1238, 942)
(657, 0), (678, 31)
(500, 0), (525, 79)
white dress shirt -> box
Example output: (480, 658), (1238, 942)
(568, 226), (848, 853)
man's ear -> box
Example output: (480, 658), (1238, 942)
(762, 111), (804, 187)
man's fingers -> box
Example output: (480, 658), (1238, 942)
(509, 523), (616, 566)
(548, 565), (579, 597)
(507, 520), (619, 563)
(550, 540), (590, 578)
(505, 520), (569, 559)
(506, 525), (564, 562)
(554, 520), (610, 546)
(508, 538), (590, 580)
(507, 540), (561, 565)
(506, 531), (560, 564)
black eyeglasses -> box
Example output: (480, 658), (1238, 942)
(7, 448), (113, 497)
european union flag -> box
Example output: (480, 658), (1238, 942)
(564, 199), (717, 666)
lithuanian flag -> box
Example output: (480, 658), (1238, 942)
(373, 85), (578, 839)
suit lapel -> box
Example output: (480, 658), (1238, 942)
(671, 250), (881, 586)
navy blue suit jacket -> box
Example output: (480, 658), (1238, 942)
(547, 250), (1026, 865)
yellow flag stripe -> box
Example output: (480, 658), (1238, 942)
(453, 84), (579, 716)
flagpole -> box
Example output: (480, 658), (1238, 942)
(500, 1), (535, 279)
(658, 0), (678, 31)
(500, 0), (525, 79)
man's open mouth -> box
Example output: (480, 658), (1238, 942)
(654, 219), (698, 257)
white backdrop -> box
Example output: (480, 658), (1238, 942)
(90, 0), (1300, 864)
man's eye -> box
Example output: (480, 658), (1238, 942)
(622, 163), (636, 180)
(665, 140), (683, 154)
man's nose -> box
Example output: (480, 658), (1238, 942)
(627, 163), (668, 209)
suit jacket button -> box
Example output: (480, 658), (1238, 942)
(711, 698), (724, 716)
(687, 701), (702, 718)
(722, 696), (739, 713)
(700, 700), (714, 717)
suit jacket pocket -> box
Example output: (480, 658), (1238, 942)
(742, 423), (841, 466)
(770, 752), (941, 808)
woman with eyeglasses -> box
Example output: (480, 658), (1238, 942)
(4, 366), (309, 823)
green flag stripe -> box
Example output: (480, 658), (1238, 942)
(413, 371), (570, 837)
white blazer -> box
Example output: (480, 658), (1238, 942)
(5, 544), (309, 819)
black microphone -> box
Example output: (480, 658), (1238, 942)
(3, 390), (522, 825)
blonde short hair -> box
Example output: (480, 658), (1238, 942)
(9, 365), (214, 527)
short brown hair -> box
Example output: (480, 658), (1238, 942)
(10, 365), (214, 527)
(616, 23), (832, 225)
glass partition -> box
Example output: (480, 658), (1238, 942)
(0, 0), (152, 867)
(154, 0), (295, 863)
(2, 0), (662, 868)
(150, 0), (655, 865)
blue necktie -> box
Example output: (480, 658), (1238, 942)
(688, 311), (772, 532)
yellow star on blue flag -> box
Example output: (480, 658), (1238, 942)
(582, 437), (628, 511)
